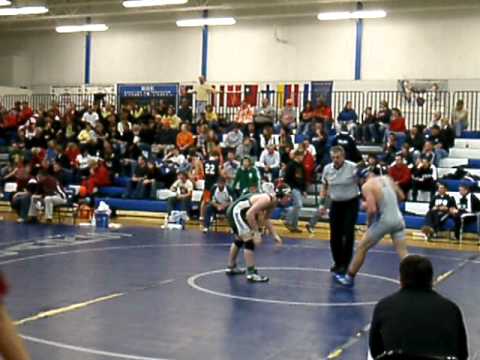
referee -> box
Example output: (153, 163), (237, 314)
(318, 146), (360, 274)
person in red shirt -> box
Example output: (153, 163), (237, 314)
(389, 108), (407, 133)
(19, 102), (33, 125)
(0, 273), (31, 360)
(314, 98), (333, 133)
(388, 154), (412, 195)
(82, 160), (112, 196)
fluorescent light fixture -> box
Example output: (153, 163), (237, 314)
(0, 6), (49, 16)
(0, 0), (12, 7)
(56, 24), (109, 33)
(176, 17), (236, 27)
(351, 10), (386, 19)
(317, 11), (351, 21)
(123, 0), (188, 8)
(318, 9), (386, 21)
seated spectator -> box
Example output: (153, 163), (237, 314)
(167, 171), (193, 215)
(221, 150), (240, 189)
(235, 101), (254, 125)
(258, 144), (281, 182)
(162, 106), (181, 130)
(152, 124), (178, 158)
(313, 98), (333, 132)
(428, 111), (442, 129)
(405, 125), (425, 153)
(357, 106), (378, 144)
(82, 160), (112, 198)
(440, 117), (455, 151)
(388, 154), (411, 195)
(254, 98), (275, 133)
(81, 106), (99, 128)
(452, 99), (468, 137)
(11, 178), (38, 223)
(164, 146), (186, 167)
(411, 156), (437, 202)
(369, 255), (468, 360)
(389, 108), (407, 133)
(177, 97), (193, 125)
(278, 98), (296, 132)
(299, 100), (315, 136)
(244, 123), (260, 157)
(421, 183), (456, 240)
(365, 154), (387, 175)
(202, 177), (233, 233)
(176, 123), (195, 154)
(331, 124), (362, 163)
(382, 133), (399, 165)
(236, 137), (255, 160)
(75, 147), (95, 178)
(451, 182), (480, 241)
(204, 104), (218, 126)
(310, 121), (328, 166)
(28, 168), (68, 223)
(223, 123), (244, 152)
(77, 123), (95, 145)
(232, 157), (259, 195)
(336, 101), (358, 136)
(124, 156), (148, 199)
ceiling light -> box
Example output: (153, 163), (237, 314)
(56, 24), (109, 33)
(123, 0), (188, 8)
(176, 17), (236, 27)
(351, 10), (386, 19)
(0, 6), (49, 16)
(317, 12), (351, 21)
(317, 9), (386, 21)
(0, 0), (12, 7)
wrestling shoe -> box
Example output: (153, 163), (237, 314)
(306, 224), (314, 234)
(246, 272), (269, 283)
(334, 274), (354, 287)
(225, 266), (246, 276)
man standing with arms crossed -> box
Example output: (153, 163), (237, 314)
(317, 146), (360, 274)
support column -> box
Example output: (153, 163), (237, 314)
(85, 17), (92, 84)
(354, 2), (363, 81)
(201, 10), (208, 78)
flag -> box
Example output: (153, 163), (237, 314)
(276, 84), (285, 108)
(227, 85), (242, 107)
(219, 85), (225, 107)
(303, 83), (310, 107)
(244, 84), (258, 107)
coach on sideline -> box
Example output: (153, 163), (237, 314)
(370, 255), (468, 360)
(318, 145), (360, 274)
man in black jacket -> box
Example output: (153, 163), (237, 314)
(331, 124), (362, 162)
(451, 183), (480, 240)
(284, 149), (305, 233)
(421, 183), (456, 240)
(370, 255), (468, 360)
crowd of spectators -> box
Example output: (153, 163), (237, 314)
(0, 80), (478, 237)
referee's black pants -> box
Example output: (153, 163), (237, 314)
(329, 197), (359, 271)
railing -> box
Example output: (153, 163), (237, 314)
(1, 90), (480, 130)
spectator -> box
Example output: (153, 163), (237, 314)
(167, 171), (193, 214)
(336, 101), (358, 136)
(29, 168), (68, 223)
(284, 149), (306, 233)
(258, 144), (281, 181)
(428, 111), (442, 129)
(11, 179), (38, 224)
(162, 106), (181, 130)
(223, 123), (244, 152)
(421, 183), (456, 240)
(278, 98), (296, 132)
(310, 121), (328, 166)
(81, 106), (99, 128)
(405, 125), (425, 153)
(124, 156), (148, 199)
(204, 104), (218, 126)
(451, 183), (480, 241)
(202, 176), (233, 233)
(411, 156), (437, 202)
(193, 75), (215, 122)
(236, 137), (255, 160)
(177, 97), (193, 124)
(375, 100), (392, 142)
(382, 132), (398, 165)
(370, 255), (468, 360)
(452, 99), (468, 137)
(235, 101), (254, 125)
(331, 124), (362, 162)
(389, 108), (407, 133)
(313, 98), (333, 132)
(388, 154), (411, 195)
(358, 106), (378, 144)
(82, 160), (112, 197)
(221, 150), (240, 189)
(176, 123), (195, 154)
(254, 98), (275, 133)
(232, 157), (259, 195)
(440, 117), (455, 151)
(299, 100), (315, 136)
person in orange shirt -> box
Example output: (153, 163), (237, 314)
(176, 123), (195, 153)
(235, 101), (254, 126)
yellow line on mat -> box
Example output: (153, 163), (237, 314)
(14, 293), (124, 326)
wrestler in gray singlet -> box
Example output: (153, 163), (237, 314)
(366, 176), (406, 245)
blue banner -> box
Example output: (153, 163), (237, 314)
(117, 83), (179, 107)
(311, 81), (333, 107)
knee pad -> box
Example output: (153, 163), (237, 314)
(234, 239), (244, 249)
(244, 240), (255, 251)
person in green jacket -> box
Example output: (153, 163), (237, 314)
(232, 157), (259, 195)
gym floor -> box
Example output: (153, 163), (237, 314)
(1, 222), (479, 360)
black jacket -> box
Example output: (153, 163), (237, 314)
(370, 288), (468, 360)
(284, 160), (306, 192)
(331, 131), (362, 162)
